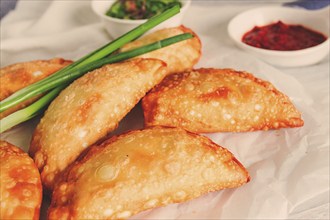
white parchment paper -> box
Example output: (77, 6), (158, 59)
(1, 1), (329, 219)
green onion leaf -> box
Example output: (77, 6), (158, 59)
(0, 33), (194, 133)
(0, 5), (180, 113)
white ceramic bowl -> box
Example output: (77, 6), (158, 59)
(228, 6), (329, 67)
(91, 0), (191, 39)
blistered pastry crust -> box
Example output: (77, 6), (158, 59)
(142, 68), (304, 132)
(48, 126), (249, 219)
(0, 141), (42, 220)
(0, 58), (72, 118)
(120, 25), (201, 75)
(29, 59), (168, 192)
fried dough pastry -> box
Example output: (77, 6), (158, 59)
(120, 25), (201, 75)
(142, 68), (304, 132)
(0, 58), (72, 118)
(0, 140), (42, 220)
(29, 58), (168, 192)
(48, 126), (249, 219)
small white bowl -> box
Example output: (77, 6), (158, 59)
(91, 0), (191, 39)
(228, 6), (329, 67)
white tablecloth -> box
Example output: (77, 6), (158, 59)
(1, 1), (329, 219)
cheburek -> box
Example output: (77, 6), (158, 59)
(0, 58), (72, 118)
(29, 58), (168, 192)
(120, 25), (201, 75)
(0, 140), (42, 220)
(48, 126), (249, 220)
(142, 68), (304, 132)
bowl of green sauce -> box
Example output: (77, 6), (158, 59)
(92, 0), (191, 38)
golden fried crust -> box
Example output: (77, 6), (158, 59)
(0, 141), (42, 220)
(120, 25), (201, 75)
(48, 126), (249, 220)
(142, 68), (304, 133)
(0, 58), (72, 118)
(29, 58), (168, 192)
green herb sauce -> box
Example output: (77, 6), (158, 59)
(106, 0), (182, 20)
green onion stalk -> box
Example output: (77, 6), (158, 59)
(0, 32), (193, 133)
(0, 4), (181, 113)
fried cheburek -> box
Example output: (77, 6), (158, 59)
(0, 58), (72, 119)
(29, 58), (168, 192)
(0, 141), (42, 220)
(48, 126), (249, 220)
(142, 68), (304, 132)
(120, 25), (201, 75)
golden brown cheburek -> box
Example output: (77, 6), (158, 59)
(120, 25), (201, 75)
(0, 140), (42, 220)
(48, 126), (249, 220)
(0, 58), (72, 118)
(142, 68), (304, 133)
(29, 58), (168, 192)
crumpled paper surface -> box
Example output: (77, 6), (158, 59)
(1, 1), (329, 219)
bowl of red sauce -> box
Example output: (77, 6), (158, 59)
(228, 6), (329, 67)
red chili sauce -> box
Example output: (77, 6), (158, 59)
(242, 21), (328, 51)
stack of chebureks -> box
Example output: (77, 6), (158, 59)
(0, 26), (303, 220)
